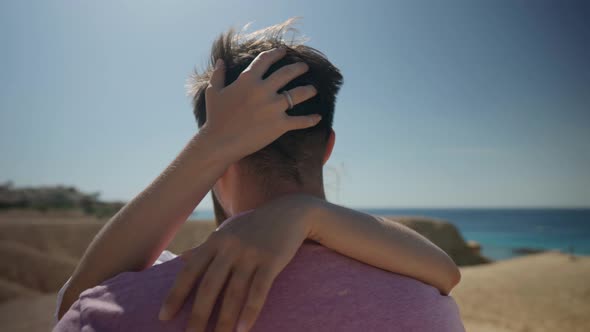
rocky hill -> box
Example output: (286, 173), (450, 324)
(0, 182), (124, 218)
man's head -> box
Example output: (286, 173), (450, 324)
(188, 19), (343, 224)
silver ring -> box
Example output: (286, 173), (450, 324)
(282, 90), (294, 110)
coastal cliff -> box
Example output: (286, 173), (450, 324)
(387, 216), (489, 266)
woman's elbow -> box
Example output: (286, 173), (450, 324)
(441, 264), (461, 295)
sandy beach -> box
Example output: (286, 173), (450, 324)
(1, 214), (588, 331)
(455, 252), (590, 331)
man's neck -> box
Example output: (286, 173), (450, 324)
(229, 181), (326, 216)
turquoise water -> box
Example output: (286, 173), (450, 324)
(190, 208), (590, 260)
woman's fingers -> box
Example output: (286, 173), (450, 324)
(275, 85), (321, 130)
(159, 249), (213, 320)
(285, 114), (322, 131)
(186, 256), (233, 332)
(208, 59), (226, 91)
(244, 47), (287, 78)
(159, 249), (214, 321)
(279, 85), (317, 110)
(235, 268), (275, 332)
(213, 265), (256, 332)
(265, 62), (309, 90)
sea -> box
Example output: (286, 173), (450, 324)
(190, 208), (590, 261)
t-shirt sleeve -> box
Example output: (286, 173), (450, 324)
(54, 250), (178, 323)
(52, 298), (81, 332)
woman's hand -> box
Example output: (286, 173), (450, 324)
(201, 47), (320, 161)
(158, 196), (314, 332)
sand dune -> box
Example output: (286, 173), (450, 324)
(0, 278), (41, 303)
(454, 252), (590, 332)
(0, 241), (76, 294)
(0, 293), (57, 332)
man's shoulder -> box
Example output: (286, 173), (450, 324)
(65, 243), (464, 331)
(60, 257), (187, 331)
(252, 242), (465, 331)
(89, 241), (430, 293)
(79, 241), (414, 299)
(84, 254), (185, 298)
(273, 241), (448, 301)
(53, 257), (187, 331)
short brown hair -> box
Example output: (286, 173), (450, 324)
(188, 18), (343, 186)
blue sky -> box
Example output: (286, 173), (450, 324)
(1, 0), (589, 209)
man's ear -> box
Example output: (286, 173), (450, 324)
(214, 163), (237, 212)
(323, 129), (336, 165)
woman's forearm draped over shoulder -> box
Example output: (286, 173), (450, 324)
(302, 198), (461, 295)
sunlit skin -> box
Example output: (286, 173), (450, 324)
(58, 48), (460, 332)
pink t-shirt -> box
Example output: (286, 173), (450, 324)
(54, 240), (464, 331)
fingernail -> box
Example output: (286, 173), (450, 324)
(158, 307), (169, 321)
(236, 320), (248, 332)
(311, 114), (322, 123)
(215, 59), (224, 69)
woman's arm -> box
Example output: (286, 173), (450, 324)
(160, 194), (460, 332)
(306, 197), (461, 294)
(57, 47), (320, 319)
(57, 131), (230, 319)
